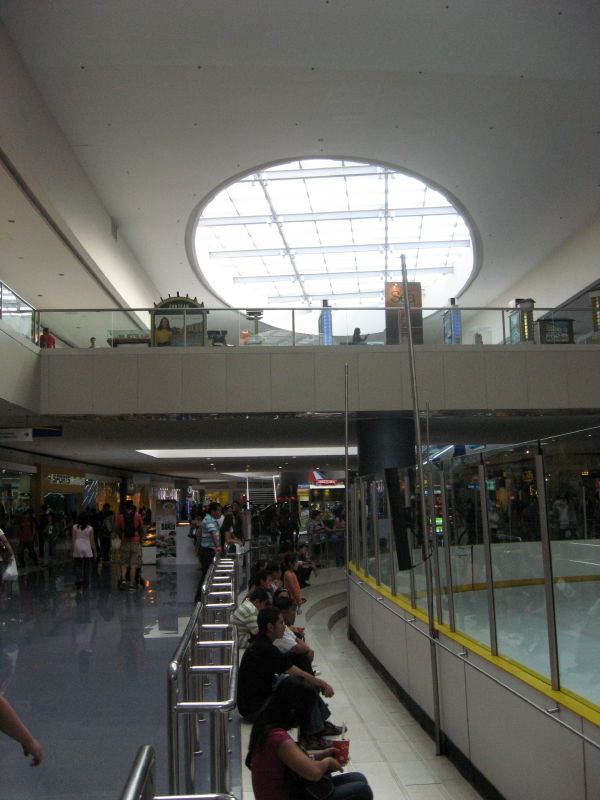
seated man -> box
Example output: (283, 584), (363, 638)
(273, 596), (315, 673)
(251, 568), (274, 604)
(237, 607), (343, 748)
(297, 542), (317, 588)
(231, 587), (269, 648)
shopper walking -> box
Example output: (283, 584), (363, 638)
(17, 510), (38, 568)
(72, 512), (96, 591)
(117, 501), (144, 591)
(98, 503), (115, 564)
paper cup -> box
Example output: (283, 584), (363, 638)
(332, 739), (349, 764)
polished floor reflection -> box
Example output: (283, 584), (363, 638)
(0, 562), (197, 799)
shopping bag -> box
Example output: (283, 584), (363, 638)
(2, 560), (18, 581)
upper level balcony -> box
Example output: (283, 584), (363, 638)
(2, 281), (600, 420)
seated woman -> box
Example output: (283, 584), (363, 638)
(247, 676), (372, 800)
(282, 552), (305, 609)
(220, 508), (243, 553)
(351, 327), (367, 344)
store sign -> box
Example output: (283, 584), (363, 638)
(46, 473), (86, 487)
(0, 428), (32, 442)
(315, 479), (338, 486)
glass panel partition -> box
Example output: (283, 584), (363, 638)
(483, 448), (551, 680)
(376, 478), (393, 591)
(542, 429), (600, 706)
(446, 456), (491, 646)
(393, 468), (414, 603)
(350, 425), (600, 710)
(364, 478), (376, 579)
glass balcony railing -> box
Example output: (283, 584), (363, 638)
(0, 280), (35, 342)
(2, 303), (597, 350)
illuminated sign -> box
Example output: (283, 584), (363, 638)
(46, 474), (86, 487)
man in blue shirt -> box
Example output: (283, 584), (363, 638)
(195, 502), (222, 601)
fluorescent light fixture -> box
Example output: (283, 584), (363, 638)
(138, 447), (357, 459)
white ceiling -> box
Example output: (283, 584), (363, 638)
(0, 1), (600, 480)
(1, 0), (599, 310)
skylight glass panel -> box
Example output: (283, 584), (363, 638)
(227, 182), (270, 215)
(308, 178), (350, 213)
(247, 226), (285, 249)
(314, 220), (354, 245)
(424, 187), (451, 207)
(279, 221), (321, 248)
(194, 157), (475, 326)
(202, 192), (238, 218)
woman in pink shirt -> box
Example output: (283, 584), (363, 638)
(247, 676), (372, 800)
(72, 512), (96, 591)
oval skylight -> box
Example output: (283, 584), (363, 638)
(193, 158), (474, 333)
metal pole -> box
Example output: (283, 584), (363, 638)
(400, 253), (442, 755)
(210, 711), (222, 794)
(478, 460), (498, 655)
(535, 451), (561, 690)
(184, 649), (195, 793)
(292, 308), (296, 346)
(345, 363), (351, 637)
(168, 663), (180, 794)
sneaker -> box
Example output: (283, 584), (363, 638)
(118, 580), (128, 591)
(301, 734), (329, 750)
(321, 721), (344, 737)
(128, 583), (136, 592)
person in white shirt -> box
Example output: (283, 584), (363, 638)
(231, 587), (269, 648)
(273, 595), (315, 673)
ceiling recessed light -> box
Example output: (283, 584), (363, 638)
(58, 273), (65, 276)
(7, 219), (15, 223)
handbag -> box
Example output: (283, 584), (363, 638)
(285, 767), (334, 800)
(2, 560), (18, 581)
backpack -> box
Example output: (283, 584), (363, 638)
(101, 513), (114, 535)
(123, 509), (137, 538)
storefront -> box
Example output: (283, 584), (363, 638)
(33, 464), (87, 518)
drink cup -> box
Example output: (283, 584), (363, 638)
(331, 738), (349, 765)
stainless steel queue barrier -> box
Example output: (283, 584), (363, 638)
(167, 555), (239, 795)
(120, 744), (239, 800)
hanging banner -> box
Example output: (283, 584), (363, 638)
(155, 499), (177, 559)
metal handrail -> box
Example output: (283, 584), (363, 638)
(120, 744), (239, 800)
(168, 555), (240, 795)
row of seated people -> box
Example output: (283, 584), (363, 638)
(232, 552), (373, 800)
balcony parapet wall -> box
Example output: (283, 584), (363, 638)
(33, 344), (600, 416)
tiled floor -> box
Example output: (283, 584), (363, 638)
(241, 568), (483, 800)
(0, 559), (483, 800)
